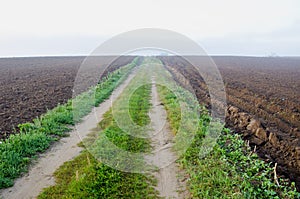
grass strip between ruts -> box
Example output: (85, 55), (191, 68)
(38, 68), (159, 198)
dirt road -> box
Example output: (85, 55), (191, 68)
(145, 77), (187, 199)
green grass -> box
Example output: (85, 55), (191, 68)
(157, 82), (300, 198)
(38, 151), (158, 199)
(157, 84), (243, 198)
(92, 84), (152, 154)
(0, 58), (139, 189)
(38, 60), (159, 198)
(155, 85), (181, 134)
(129, 84), (152, 126)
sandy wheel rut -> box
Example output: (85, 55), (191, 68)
(145, 77), (186, 199)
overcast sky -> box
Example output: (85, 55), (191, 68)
(0, 0), (299, 57)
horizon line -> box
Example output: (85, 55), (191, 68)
(0, 54), (299, 59)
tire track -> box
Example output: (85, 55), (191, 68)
(145, 77), (187, 199)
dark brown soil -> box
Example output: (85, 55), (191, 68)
(0, 56), (135, 139)
(158, 56), (300, 191)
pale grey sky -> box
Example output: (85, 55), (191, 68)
(0, 0), (299, 57)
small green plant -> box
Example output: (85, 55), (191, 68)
(218, 129), (300, 198)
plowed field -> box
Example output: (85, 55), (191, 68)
(159, 56), (300, 190)
(0, 56), (135, 139)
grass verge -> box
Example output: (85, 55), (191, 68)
(157, 81), (300, 198)
(0, 58), (139, 188)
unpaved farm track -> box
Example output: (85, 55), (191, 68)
(1, 68), (188, 199)
(159, 56), (300, 191)
(145, 77), (187, 199)
(0, 56), (135, 139)
(0, 70), (137, 199)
